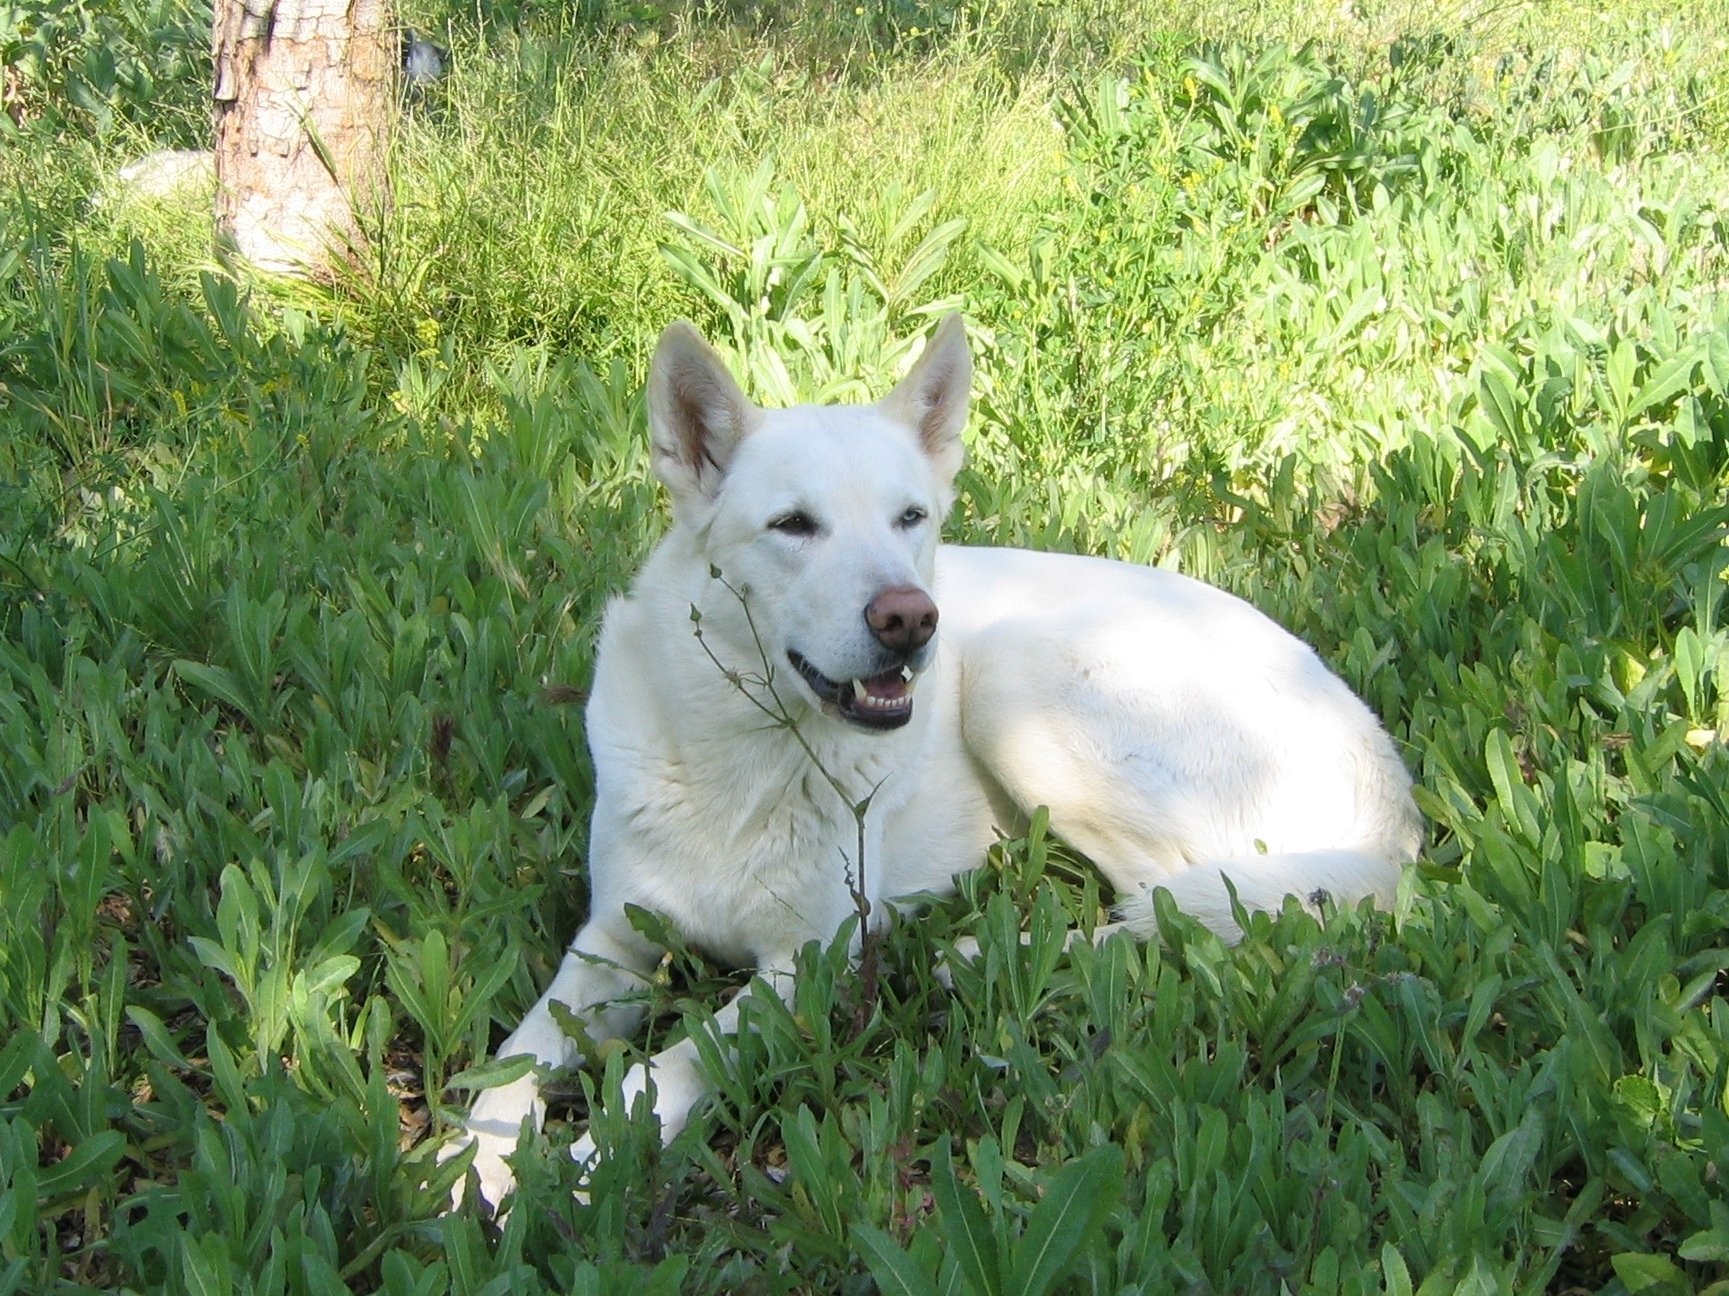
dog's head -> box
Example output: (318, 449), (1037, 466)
(647, 315), (971, 731)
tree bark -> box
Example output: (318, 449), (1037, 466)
(212, 0), (393, 278)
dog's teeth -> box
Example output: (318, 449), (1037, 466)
(852, 678), (868, 702)
(900, 666), (914, 683)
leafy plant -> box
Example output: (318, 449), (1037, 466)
(856, 1138), (1126, 1296)
(0, 0), (210, 139)
(3, 2), (1729, 1292)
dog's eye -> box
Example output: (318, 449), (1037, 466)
(897, 506), (928, 529)
(769, 511), (817, 537)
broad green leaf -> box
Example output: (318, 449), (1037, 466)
(187, 935), (242, 985)
(1679, 1229), (1729, 1263)
(126, 1006), (193, 1069)
(1382, 1243), (1414, 1296)
(182, 1233), (233, 1296)
(1007, 1145), (1126, 1296)
(1483, 729), (1537, 841)
(893, 218), (967, 305)
(172, 660), (253, 718)
(1674, 627), (1704, 719)
(1611, 1252), (1687, 1293)
(1704, 329), (1729, 395)
(1605, 339), (1637, 419)
(445, 1054), (537, 1092)
(1478, 1106), (1543, 1193)
(975, 244), (1026, 290)
(931, 1139), (1003, 1296)
(662, 210), (744, 259)
(854, 1225), (938, 1296)
(1476, 352), (1523, 444)
(34, 1130), (124, 1200)
(781, 1106), (843, 1238)
(643, 1256), (692, 1296)
(297, 954), (361, 1000)
(1628, 350), (1698, 419)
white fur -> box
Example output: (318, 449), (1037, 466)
(445, 315), (1422, 1209)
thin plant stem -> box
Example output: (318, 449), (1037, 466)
(690, 568), (886, 1029)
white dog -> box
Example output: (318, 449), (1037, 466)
(448, 314), (1422, 1209)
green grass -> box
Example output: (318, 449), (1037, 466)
(4, 0), (1729, 1291)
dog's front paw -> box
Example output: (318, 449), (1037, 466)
(933, 934), (983, 989)
(569, 1129), (600, 1172)
(439, 1076), (545, 1215)
(566, 1129), (603, 1205)
(439, 1126), (523, 1215)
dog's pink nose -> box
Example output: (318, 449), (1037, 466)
(866, 586), (938, 653)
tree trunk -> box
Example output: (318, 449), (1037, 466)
(212, 0), (393, 279)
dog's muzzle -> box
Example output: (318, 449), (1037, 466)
(786, 650), (920, 730)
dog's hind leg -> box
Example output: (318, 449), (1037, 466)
(956, 618), (1412, 945)
(446, 912), (662, 1212)
(1109, 847), (1405, 940)
(943, 847), (1403, 978)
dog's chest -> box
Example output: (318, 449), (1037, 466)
(598, 732), (904, 965)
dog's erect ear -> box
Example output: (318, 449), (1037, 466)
(647, 322), (760, 515)
(876, 313), (970, 485)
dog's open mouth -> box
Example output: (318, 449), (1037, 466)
(787, 650), (917, 730)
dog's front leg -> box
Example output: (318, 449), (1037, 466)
(445, 914), (660, 1212)
(567, 962), (796, 1175)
